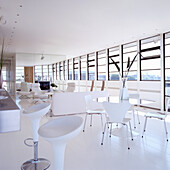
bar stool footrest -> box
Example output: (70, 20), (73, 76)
(21, 158), (50, 170)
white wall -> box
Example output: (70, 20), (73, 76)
(16, 53), (66, 67)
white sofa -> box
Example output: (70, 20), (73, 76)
(52, 91), (109, 116)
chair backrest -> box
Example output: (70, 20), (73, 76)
(66, 83), (75, 92)
(85, 95), (93, 110)
(90, 80), (94, 91)
(101, 81), (105, 91)
(103, 101), (131, 123)
(165, 97), (170, 112)
(32, 83), (41, 94)
(21, 82), (29, 92)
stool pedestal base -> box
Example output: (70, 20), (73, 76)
(21, 158), (50, 170)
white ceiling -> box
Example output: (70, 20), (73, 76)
(1, 0), (170, 58)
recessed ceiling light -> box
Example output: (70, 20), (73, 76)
(17, 14), (19, 16)
(13, 27), (15, 29)
(12, 32), (14, 34)
(15, 21), (17, 23)
(20, 5), (22, 7)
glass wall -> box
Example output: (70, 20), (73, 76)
(49, 65), (53, 82)
(87, 53), (95, 80)
(140, 35), (161, 80)
(97, 50), (106, 80)
(165, 32), (170, 96)
(16, 67), (24, 82)
(108, 46), (120, 80)
(68, 59), (73, 80)
(56, 63), (60, 80)
(73, 57), (79, 80)
(35, 66), (42, 81)
(80, 55), (86, 80)
(43, 65), (48, 81)
(123, 42), (138, 80)
(60, 62), (64, 80)
(64, 60), (68, 80)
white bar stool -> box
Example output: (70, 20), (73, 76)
(21, 103), (51, 170)
(38, 116), (83, 170)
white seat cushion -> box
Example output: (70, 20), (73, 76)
(146, 112), (167, 119)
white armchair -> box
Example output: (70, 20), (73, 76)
(17, 82), (33, 99)
(32, 83), (48, 99)
(65, 82), (75, 92)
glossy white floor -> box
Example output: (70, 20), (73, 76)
(0, 109), (170, 170)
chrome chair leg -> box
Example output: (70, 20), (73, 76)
(101, 122), (107, 145)
(90, 114), (93, 127)
(133, 109), (136, 129)
(124, 124), (130, 150)
(109, 123), (112, 137)
(142, 116), (148, 138)
(136, 110), (140, 124)
(100, 114), (103, 128)
(129, 121), (133, 141)
(164, 119), (168, 142)
(83, 113), (88, 132)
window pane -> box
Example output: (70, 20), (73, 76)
(165, 32), (170, 96)
(97, 50), (106, 80)
(88, 53), (95, 80)
(141, 36), (161, 80)
(56, 63), (60, 80)
(68, 59), (73, 80)
(43, 65), (48, 81)
(123, 42), (137, 80)
(108, 46), (120, 80)
(60, 62), (64, 80)
(49, 65), (53, 82)
(74, 57), (79, 80)
(64, 61), (68, 80)
(16, 67), (24, 82)
(80, 55), (86, 80)
(35, 66), (42, 81)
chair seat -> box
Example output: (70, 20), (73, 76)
(86, 109), (106, 114)
(38, 116), (83, 140)
(123, 118), (131, 123)
(146, 112), (167, 119)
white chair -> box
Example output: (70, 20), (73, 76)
(83, 92), (109, 132)
(129, 93), (141, 128)
(142, 97), (170, 141)
(21, 103), (51, 170)
(65, 82), (75, 92)
(32, 83), (48, 99)
(38, 116), (83, 170)
(101, 101), (133, 150)
(17, 82), (33, 99)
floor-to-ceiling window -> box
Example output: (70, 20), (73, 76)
(68, 59), (73, 80)
(123, 42), (138, 80)
(60, 62), (64, 80)
(140, 35), (161, 80)
(165, 32), (170, 97)
(73, 57), (79, 80)
(64, 60), (68, 80)
(97, 50), (106, 80)
(16, 67), (24, 82)
(35, 66), (42, 81)
(108, 46), (120, 80)
(80, 55), (86, 80)
(42, 65), (48, 81)
(49, 65), (53, 82)
(87, 53), (95, 80)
